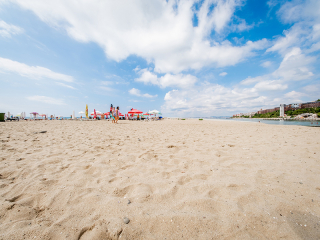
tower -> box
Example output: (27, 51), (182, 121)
(280, 104), (284, 117)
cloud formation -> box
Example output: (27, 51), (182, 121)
(0, 57), (74, 82)
(26, 95), (65, 105)
(241, 48), (315, 85)
(6, 0), (267, 73)
(135, 69), (197, 88)
(0, 20), (23, 37)
(129, 88), (157, 98)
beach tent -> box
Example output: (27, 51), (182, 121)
(128, 109), (143, 119)
(128, 109), (143, 114)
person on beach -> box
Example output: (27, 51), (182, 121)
(115, 106), (119, 123)
(110, 104), (115, 123)
(113, 107), (116, 123)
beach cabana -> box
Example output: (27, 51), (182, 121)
(128, 109), (143, 119)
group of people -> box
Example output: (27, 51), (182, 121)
(110, 104), (120, 123)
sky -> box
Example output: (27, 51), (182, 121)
(0, 0), (319, 117)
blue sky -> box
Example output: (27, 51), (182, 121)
(0, 0), (319, 117)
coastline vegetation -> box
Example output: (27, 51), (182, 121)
(252, 110), (280, 118)
(251, 107), (320, 118)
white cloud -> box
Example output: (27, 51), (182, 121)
(128, 88), (157, 98)
(101, 81), (114, 86)
(27, 95), (65, 105)
(219, 72), (227, 76)
(303, 84), (320, 92)
(253, 80), (287, 91)
(273, 48), (314, 81)
(277, 0), (320, 24)
(241, 48), (315, 85)
(284, 90), (305, 99)
(99, 86), (115, 92)
(282, 90), (306, 103)
(104, 74), (129, 85)
(260, 61), (272, 68)
(6, 0), (268, 73)
(0, 57), (74, 82)
(56, 82), (76, 89)
(162, 82), (266, 116)
(0, 20), (23, 38)
(135, 69), (197, 88)
(267, 0), (320, 56)
(267, 24), (306, 55)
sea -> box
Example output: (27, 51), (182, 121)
(203, 118), (320, 127)
(20, 117), (320, 127)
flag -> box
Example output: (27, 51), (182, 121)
(85, 104), (88, 118)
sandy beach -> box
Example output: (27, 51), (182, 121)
(0, 119), (319, 239)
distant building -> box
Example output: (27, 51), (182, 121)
(233, 99), (320, 117)
(291, 103), (300, 108)
(280, 104), (285, 117)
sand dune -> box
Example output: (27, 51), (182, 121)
(0, 119), (319, 239)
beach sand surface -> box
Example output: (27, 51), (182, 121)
(0, 119), (320, 239)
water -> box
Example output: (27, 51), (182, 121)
(207, 118), (320, 127)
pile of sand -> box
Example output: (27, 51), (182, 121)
(0, 119), (319, 239)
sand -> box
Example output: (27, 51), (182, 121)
(0, 119), (319, 239)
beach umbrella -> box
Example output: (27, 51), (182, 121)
(90, 112), (102, 116)
(79, 111), (85, 118)
(148, 110), (160, 118)
(149, 110), (159, 114)
(30, 112), (38, 119)
(39, 114), (46, 119)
